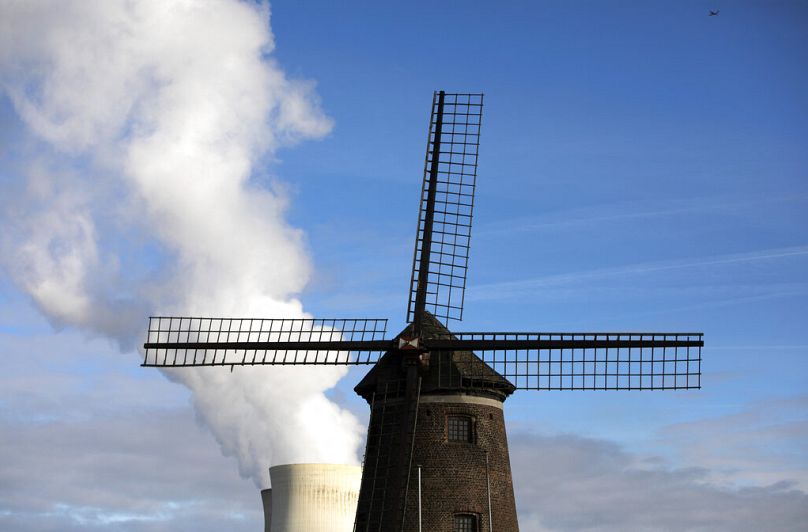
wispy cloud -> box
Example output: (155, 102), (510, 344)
(0, 327), (262, 532)
(477, 194), (808, 237)
(656, 396), (808, 491)
(511, 430), (808, 531)
(467, 245), (808, 302)
(708, 345), (808, 351)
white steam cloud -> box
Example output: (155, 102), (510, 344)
(0, 0), (364, 486)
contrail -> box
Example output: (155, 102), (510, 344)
(468, 245), (808, 300)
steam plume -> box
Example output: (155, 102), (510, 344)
(0, 0), (363, 486)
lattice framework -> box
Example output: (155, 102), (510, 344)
(143, 316), (387, 366)
(408, 92), (483, 324)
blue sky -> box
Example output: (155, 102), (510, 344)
(1, 1), (807, 530)
(278, 0), (808, 458)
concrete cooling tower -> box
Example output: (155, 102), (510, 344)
(263, 463), (362, 532)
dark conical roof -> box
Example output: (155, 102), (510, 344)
(354, 312), (516, 403)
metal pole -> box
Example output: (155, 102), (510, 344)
(417, 465), (422, 532)
(486, 451), (493, 532)
(400, 378), (422, 531)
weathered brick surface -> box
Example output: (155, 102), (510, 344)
(402, 398), (519, 532)
(355, 394), (519, 532)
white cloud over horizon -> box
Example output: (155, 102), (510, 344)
(1, 325), (805, 531)
(510, 431), (808, 531)
(2, 305), (806, 531)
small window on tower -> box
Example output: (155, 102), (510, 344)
(453, 513), (477, 532)
(447, 415), (473, 443)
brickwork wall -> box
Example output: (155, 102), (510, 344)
(355, 393), (519, 532)
(402, 398), (519, 532)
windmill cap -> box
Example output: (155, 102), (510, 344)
(354, 311), (516, 403)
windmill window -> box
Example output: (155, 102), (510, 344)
(453, 514), (477, 532)
(447, 415), (473, 443)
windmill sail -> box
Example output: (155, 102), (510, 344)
(407, 91), (483, 325)
(443, 331), (703, 390)
(142, 316), (388, 366)
(143, 315), (702, 392)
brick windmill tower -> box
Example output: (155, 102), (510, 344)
(143, 91), (703, 532)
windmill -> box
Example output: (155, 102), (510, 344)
(143, 91), (703, 532)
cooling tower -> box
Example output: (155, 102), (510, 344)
(268, 463), (361, 532)
(261, 488), (272, 532)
